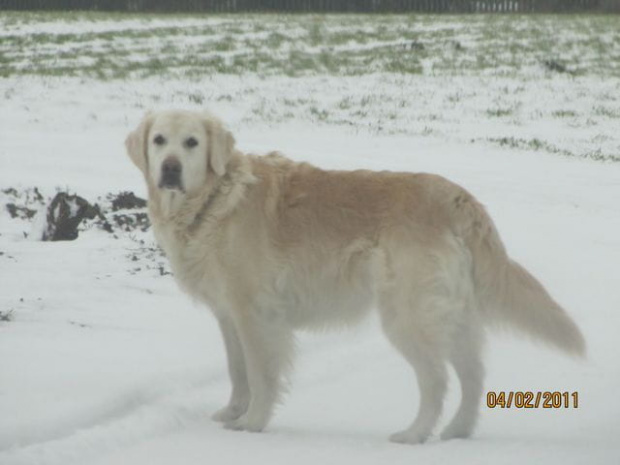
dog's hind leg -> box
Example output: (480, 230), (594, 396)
(441, 320), (485, 440)
(224, 312), (294, 433)
(379, 292), (450, 444)
(212, 316), (250, 423)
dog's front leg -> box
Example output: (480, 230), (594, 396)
(224, 311), (294, 433)
(212, 316), (250, 423)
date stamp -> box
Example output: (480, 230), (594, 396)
(487, 391), (579, 409)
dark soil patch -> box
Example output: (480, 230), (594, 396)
(42, 192), (113, 241)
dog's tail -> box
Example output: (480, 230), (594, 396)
(452, 189), (586, 358)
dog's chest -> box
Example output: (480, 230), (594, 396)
(154, 225), (228, 310)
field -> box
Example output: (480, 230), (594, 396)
(1, 12), (620, 465)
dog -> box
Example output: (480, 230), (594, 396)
(125, 110), (585, 444)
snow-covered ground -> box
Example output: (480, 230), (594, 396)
(1, 13), (620, 465)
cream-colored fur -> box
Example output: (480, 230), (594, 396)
(125, 110), (585, 444)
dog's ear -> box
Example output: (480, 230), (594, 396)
(125, 112), (155, 173)
(203, 114), (235, 177)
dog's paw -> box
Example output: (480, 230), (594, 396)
(440, 424), (473, 441)
(211, 404), (246, 423)
(223, 414), (266, 433)
(389, 429), (430, 445)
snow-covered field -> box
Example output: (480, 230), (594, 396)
(1, 12), (619, 465)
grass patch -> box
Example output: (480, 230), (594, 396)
(1, 12), (618, 165)
(552, 110), (578, 118)
(2, 13), (620, 80)
(486, 108), (514, 118)
(487, 136), (620, 162)
(593, 106), (620, 118)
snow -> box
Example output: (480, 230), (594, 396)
(1, 14), (620, 465)
(0, 17), (229, 37)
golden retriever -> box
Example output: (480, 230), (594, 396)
(125, 110), (585, 444)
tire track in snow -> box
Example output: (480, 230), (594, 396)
(0, 370), (227, 465)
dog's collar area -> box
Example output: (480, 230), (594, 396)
(187, 178), (227, 232)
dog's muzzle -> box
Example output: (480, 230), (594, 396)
(159, 157), (183, 191)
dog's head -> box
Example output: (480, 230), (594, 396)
(125, 110), (235, 195)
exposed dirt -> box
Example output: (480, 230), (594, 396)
(1, 187), (168, 277)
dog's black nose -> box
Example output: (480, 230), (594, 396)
(159, 158), (183, 190)
(162, 158), (181, 176)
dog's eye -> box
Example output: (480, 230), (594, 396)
(185, 137), (198, 149)
(153, 134), (166, 145)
